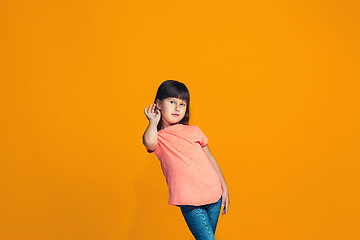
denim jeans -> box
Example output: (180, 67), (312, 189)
(178, 196), (222, 240)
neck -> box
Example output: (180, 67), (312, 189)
(161, 121), (178, 130)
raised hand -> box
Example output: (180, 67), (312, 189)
(144, 103), (161, 124)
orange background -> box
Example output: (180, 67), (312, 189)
(1, 1), (359, 239)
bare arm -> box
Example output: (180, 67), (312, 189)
(202, 143), (230, 214)
(202, 144), (228, 191)
(143, 103), (161, 151)
(142, 120), (158, 151)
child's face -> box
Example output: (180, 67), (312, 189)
(156, 97), (187, 125)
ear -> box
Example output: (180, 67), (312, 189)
(155, 99), (161, 110)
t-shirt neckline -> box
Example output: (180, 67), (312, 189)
(159, 123), (184, 133)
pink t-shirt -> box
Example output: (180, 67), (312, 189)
(146, 124), (223, 206)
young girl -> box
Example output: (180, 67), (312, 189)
(142, 80), (230, 240)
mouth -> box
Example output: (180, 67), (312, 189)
(172, 114), (179, 117)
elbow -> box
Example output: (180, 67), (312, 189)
(142, 135), (157, 148)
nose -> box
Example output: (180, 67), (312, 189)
(175, 105), (180, 111)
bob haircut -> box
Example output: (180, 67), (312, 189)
(154, 80), (190, 131)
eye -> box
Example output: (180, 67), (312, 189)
(180, 103), (186, 106)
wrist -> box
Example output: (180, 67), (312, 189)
(149, 120), (158, 126)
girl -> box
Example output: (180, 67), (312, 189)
(142, 80), (230, 240)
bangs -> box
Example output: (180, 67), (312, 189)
(157, 80), (190, 103)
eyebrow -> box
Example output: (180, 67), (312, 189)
(170, 98), (187, 103)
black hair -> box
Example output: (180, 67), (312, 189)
(154, 80), (190, 131)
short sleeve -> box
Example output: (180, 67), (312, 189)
(198, 126), (208, 147)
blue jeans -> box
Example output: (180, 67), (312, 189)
(178, 196), (222, 240)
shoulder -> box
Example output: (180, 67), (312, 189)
(186, 124), (199, 129)
(184, 124), (202, 133)
(188, 124), (205, 132)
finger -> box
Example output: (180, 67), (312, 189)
(225, 201), (228, 214)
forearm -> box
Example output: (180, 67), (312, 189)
(142, 121), (158, 145)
